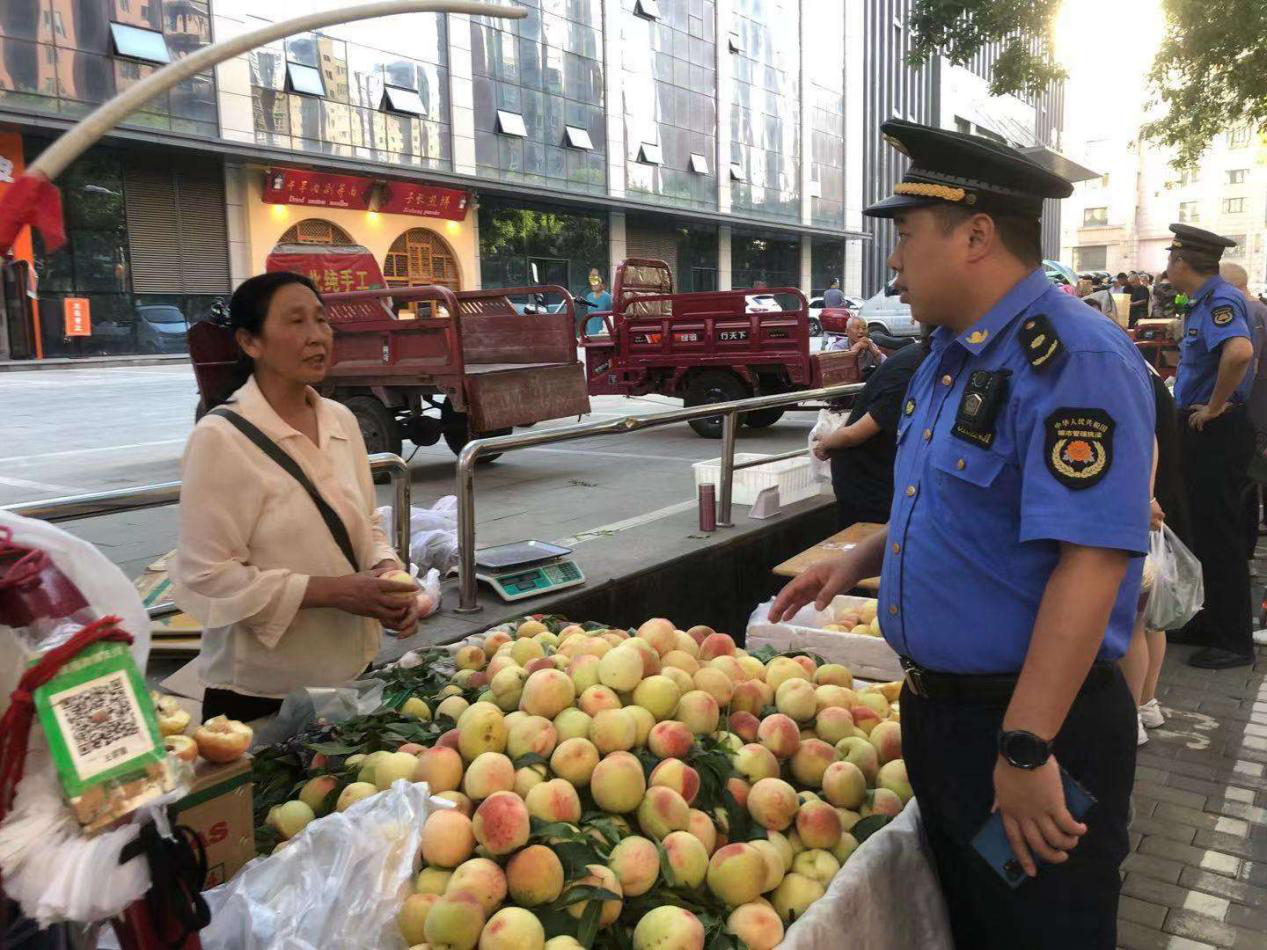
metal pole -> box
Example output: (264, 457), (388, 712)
(455, 442), (482, 613)
(4, 482), (182, 522)
(368, 452), (410, 566)
(717, 411), (738, 528)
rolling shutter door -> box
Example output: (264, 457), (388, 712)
(125, 156), (230, 294)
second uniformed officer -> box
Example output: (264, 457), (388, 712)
(1165, 225), (1255, 668)
(771, 120), (1154, 948)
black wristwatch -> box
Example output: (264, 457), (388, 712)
(998, 729), (1053, 770)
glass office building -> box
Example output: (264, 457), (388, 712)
(0, 0), (1063, 359)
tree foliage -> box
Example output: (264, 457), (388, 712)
(906, 0), (1065, 100)
(908, 0), (1267, 167)
(1142, 0), (1267, 167)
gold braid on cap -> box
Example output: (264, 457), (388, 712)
(895, 182), (968, 202)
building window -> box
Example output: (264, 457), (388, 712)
(286, 62), (326, 98)
(1224, 197), (1247, 214)
(278, 220), (355, 245)
(689, 154), (710, 175)
(109, 22), (171, 65)
(637, 142), (662, 165)
(1083, 207), (1108, 227)
(1099, 173), (1110, 188)
(382, 85), (426, 117)
(1227, 169), (1248, 185)
(730, 163), (746, 182)
(1228, 127), (1252, 148)
(634, 0), (660, 19)
(1073, 245), (1108, 271)
(495, 110), (527, 137)
(728, 31), (743, 53)
(1224, 235), (1246, 258)
(1172, 169), (1198, 187)
(564, 126), (594, 150)
(383, 228), (462, 292)
(1179, 201), (1199, 223)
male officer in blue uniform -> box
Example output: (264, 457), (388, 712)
(1164, 225), (1255, 668)
(771, 120), (1153, 949)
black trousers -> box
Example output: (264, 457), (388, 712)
(1179, 405), (1254, 654)
(902, 667), (1136, 950)
(202, 687), (284, 722)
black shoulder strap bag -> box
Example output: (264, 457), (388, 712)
(209, 407), (360, 571)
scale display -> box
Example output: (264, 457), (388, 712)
(477, 559), (585, 602)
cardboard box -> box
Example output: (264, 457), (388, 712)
(169, 757), (254, 888)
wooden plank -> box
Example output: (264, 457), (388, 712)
(466, 362), (591, 432)
(772, 521), (885, 592)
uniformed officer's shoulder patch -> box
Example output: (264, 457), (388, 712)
(1017, 313), (1063, 370)
(1044, 408), (1114, 490)
(1213, 305), (1235, 326)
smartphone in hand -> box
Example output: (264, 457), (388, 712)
(970, 766), (1097, 889)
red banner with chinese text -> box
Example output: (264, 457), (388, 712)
(378, 182), (469, 221)
(262, 169), (374, 210)
(265, 244), (388, 321)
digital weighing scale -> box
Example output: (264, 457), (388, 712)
(474, 540), (586, 602)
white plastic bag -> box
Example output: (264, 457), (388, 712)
(1143, 525), (1204, 630)
(781, 801), (952, 950)
(808, 408), (848, 484)
(378, 497), (460, 574)
(200, 780), (445, 950)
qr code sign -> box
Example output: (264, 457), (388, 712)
(50, 671), (154, 781)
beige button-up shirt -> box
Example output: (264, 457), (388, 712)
(170, 376), (398, 698)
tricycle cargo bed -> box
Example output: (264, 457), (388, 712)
(465, 362), (589, 432)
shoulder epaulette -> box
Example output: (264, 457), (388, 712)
(1017, 313), (1063, 370)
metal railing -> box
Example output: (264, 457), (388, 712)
(3, 454), (413, 606)
(454, 382), (862, 612)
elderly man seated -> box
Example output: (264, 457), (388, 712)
(829, 314), (887, 376)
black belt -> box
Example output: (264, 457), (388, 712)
(899, 657), (1116, 704)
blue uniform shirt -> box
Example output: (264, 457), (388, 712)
(878, 269), (1154, 674)
(1173, 274), (1253, 409)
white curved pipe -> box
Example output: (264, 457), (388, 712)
(28, 1), (524, 182)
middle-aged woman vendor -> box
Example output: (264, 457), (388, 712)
(172, 271), (419, 722)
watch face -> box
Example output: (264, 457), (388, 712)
(1001, 731), (1049, 769)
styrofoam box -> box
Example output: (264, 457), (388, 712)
(693, 453), (824, 507)
(746, 594), (903, 683)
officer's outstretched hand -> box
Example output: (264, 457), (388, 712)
(768, 556), (856, 623)
(992, 756), (1087, 877)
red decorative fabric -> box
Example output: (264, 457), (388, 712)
(0, 172), (66, 255)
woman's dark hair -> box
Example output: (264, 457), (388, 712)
(207, 272), (322, 410)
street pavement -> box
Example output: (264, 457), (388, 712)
(0, 363), (825, 579)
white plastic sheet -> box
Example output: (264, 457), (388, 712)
(200, 780), (445, 950)
(781, 800), (952, 950)
(808, 408), (849, 484)
(746, 595), (903, 682)
(0, 511), (163, 928)
(377, 497), (459, 575)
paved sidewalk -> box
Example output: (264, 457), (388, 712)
(0, 353), (189, 372)
(1120, 630), (1267, 948)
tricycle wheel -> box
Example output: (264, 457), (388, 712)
(346, 396), (403, 457)
(684, 370), (749, 439)
(745, 407), (785, 428)
(441, 400), (508, 463)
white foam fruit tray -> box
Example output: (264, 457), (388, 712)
(693, 452), (824, 507)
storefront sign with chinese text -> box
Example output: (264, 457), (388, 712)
(262, 169), (373, 210)
(266, 245), (388, 321)
(378, 182), (469, 221)
(64, 298), (91, 336)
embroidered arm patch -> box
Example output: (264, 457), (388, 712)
(1213, 305), (1234, 326)
(1044, 408), (1114, 489)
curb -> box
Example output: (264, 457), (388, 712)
(0, 354), (191, 373)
